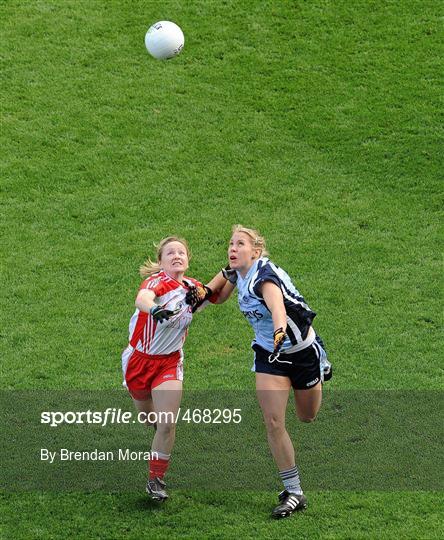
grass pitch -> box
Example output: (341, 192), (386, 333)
(1, 0), (442, 538)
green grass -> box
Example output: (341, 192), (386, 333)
(1, 491), (442, 540)
(1, 0), (443, 538)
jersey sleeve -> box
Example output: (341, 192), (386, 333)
(138, 276), (169, 297)
(252, 264), (281, 298)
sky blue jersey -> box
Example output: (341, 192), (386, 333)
(236, 257), (316, 352)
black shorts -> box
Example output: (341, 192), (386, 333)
(252, 336), (328, 390)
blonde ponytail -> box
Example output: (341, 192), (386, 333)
(139, 258), (162, 278)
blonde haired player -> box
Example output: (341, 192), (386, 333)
(122, 236), (224, 500)
(189, 225), (332, 519)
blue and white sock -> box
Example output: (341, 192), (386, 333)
(279, 466), (303, 495)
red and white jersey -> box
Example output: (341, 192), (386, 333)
(127, 271), (203, 355)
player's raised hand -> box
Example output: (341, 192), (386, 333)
(222, 265), (237, 285)
(184, 282), (212, 309)
(150, 305), (178, 323)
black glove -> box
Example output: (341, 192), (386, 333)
(150, 305), (178, 323)
(184, 283), (212, 310)
(222, 265), (237, 285)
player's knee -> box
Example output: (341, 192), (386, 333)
(156, 422), (176, 437)
(264, 414), (285, 434)
(297, 412), (317, 423)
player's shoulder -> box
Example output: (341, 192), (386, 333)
(140, 271), (179, 294)
(141, 271), (163, 286)
(255, 258), (280, 279)
(250, 258), (284, 296)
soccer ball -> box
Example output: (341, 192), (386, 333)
(145, 21), (184, 60)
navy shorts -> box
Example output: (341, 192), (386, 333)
(252, 335), (329, 390)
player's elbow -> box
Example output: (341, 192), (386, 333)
(135, 298), (148, 312)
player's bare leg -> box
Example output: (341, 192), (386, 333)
(151, 379), (182, 455)
(255, 373), (293, 469)
(256, 373), (308, 518)
(132, 396), (156, 429)
(293, 382), (322, 423)
(146, 379), (182, 501)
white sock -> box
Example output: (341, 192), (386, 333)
(279, 465), (303, 495)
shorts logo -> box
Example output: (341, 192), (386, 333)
(306, 377), (319, 387)
(163, 374), (174, 379)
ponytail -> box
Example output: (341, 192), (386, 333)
(139, 258), (162, 278)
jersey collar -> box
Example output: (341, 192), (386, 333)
(239, 257), (268, 283)
(162, 270), (186, 286)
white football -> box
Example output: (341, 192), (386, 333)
(145, 21), (184, 60)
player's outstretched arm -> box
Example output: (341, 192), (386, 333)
(261, 281), (287, 333)
(261, 281), (288, 355)
(206, 270), (236, 304)
(136, 289), (179, 322)
(185, 269), (236, 310)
